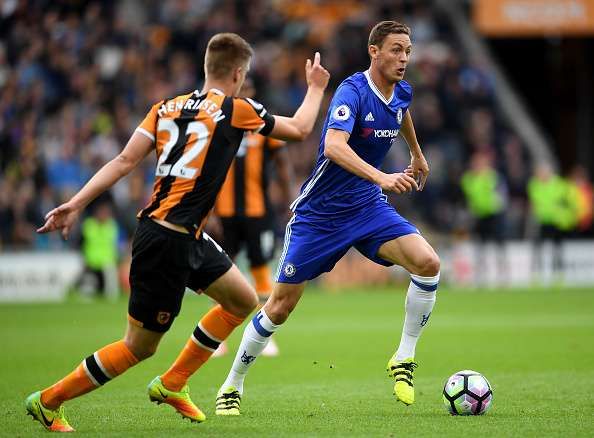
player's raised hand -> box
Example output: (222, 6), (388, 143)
(37, 202), (81, 240)
(378, 172), (419, 194)
(305, 51), (330, 91)
(410, 153), (429, 191)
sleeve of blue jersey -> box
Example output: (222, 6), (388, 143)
(327, 80), (360, 134)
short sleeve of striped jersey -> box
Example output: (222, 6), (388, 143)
(135, 101), (162, 142)
(231, 98), (275, 135)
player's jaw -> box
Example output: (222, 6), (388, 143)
(378, 59), (407, 84)
(385, 53), (409, 82)
(392, 64), (407, 82)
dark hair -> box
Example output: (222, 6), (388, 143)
(368, 21), (411, 48)
(205, 33), (254, 79)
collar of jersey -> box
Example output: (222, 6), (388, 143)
(195, 88), (225, 96)
(364, 70), (394, 105)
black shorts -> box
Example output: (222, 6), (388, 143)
(128, 218), (232, 332)
(220, 216), (275, 266)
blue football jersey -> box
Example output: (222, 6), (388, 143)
(291, 70), (413, 217)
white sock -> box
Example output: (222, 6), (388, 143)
(395, 272), (439, 361)
(221, 309), (280, 394)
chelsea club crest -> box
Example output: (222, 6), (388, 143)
(283, 263), (296, 277)
(397, 108), (403, 124)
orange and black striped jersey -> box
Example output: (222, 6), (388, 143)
(215, 133), (284, 218)
(135, 88), (275, 238)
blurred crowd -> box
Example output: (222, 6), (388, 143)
(1, 0), (593, 256)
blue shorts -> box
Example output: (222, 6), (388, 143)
(276, 199), (419, 283)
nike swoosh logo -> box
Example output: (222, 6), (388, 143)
(39, 406), (54, 427)
(158, 387), (168, 399)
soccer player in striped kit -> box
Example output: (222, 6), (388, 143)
(212, 78), (294, 358)
(26, 33), (329, 431)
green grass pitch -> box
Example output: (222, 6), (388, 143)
(2, 286), (594, 437)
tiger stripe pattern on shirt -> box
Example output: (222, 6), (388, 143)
(215, 133), (284, 218)
(135, 89), (275, 237)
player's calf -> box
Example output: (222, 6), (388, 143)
(216, 283), (305, 415)
(159, 305), (246, 391)
(389, 271), (439, 405)
(262, 282), (306, 324)
(217, 308), (281, 402)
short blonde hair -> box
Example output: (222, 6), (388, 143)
(205, 33), (254, 79)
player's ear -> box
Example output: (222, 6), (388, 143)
(368, 45), (379, 60)
(233, 64), (248, 85)
(232, 67), (241, 85)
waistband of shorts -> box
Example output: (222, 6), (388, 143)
(139, 217), (199, 241)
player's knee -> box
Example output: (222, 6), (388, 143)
(417, 252), (440, 277)
(137, 346), (157, 361)
(265, 297), (296, 324)
(222, 287), (259, 318)
(411, 250), (440, 277)
(266, 307), (289, 324)
(124, 339), (158, 361)
(238, 290), (259, 317)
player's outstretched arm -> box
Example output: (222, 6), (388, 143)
(400, 110), (429, 190)
(270, 52), (330, 141)
(324, 128), (418, 194)
(37, 132), (153, 239)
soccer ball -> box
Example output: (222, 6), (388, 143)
(442, 370), (493, 415)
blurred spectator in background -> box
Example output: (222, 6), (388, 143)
(528, 164), (580, 240)
(568, 165), (594, 237)
(460, 150), (506, 242)
(528, 163), (580, 274)
(501, 134), (529, 239)
(460, 150), (507, 282)
(77, 196), (119, 299)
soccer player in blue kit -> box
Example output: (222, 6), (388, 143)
(216, 21), (440, 414)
